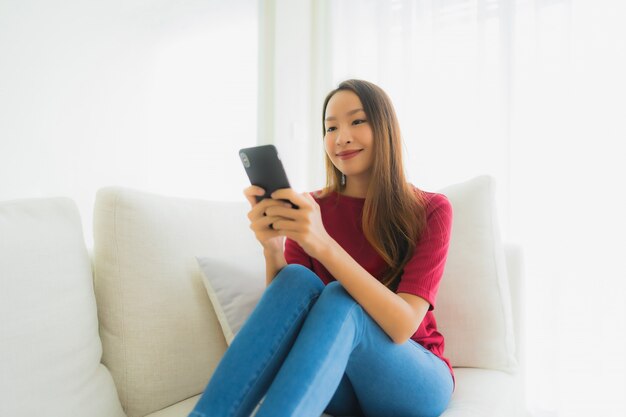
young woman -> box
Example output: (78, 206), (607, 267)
(189, 79), (455, 417)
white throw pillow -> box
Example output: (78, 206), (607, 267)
(436, 176), (518, 372)
(0, 197), (125, 417)
(196, 253), (266, 345)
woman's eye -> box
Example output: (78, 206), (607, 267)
(326, 126), (336, 133)
(353, 119), (367, 125)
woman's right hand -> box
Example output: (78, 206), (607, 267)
(243, 185), (292, 253)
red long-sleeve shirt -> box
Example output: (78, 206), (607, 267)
(284, 188), (455, 387)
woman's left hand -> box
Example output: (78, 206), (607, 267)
(264, 188), (334, 259)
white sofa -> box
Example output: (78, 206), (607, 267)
(0, 176), (529, 417)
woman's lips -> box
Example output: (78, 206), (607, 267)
(337, 150), (362, 160)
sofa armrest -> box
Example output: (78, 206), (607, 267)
(503, 243), (525, 369)
(503, 243), (530, 416)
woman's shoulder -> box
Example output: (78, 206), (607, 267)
(309, 188), (346, 201)
(308, 189), (329, 202)
(307, 189), (335, 205)
(310, 189), (325, 199)
(410, 185), (452, 215)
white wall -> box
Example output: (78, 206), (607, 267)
(0, 0), (258, 247)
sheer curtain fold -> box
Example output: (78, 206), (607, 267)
(317, 1), (626, 416)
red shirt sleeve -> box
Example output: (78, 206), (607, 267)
(396, 193), (453, 311)
(284, 237), (313, 269)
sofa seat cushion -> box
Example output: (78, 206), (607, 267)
(144, 394), (334, 417)
(144, 395), (201, 417)
(0, 197), (124, 417)
(143, 369), (524, 417)
(442, 368), (525, 417)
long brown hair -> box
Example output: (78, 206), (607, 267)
(320, 79), (428, 291)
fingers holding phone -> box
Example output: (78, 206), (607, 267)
(243, 185), (266, 208)
(243, 185), (292, 251)
(269, 188), (333, 259)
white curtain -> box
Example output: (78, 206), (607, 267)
(323, 1), (626, 416)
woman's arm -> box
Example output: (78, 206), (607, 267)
(316, 240), (430, 344)
(267, 189), (429, 344)
(264, 248), (287, 287)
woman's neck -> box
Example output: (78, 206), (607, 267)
(341, 176), (369, 198)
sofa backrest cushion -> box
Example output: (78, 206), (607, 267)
(92, 175), (518, 416)
(436, 176), (518, 371)
(93, 188), (256, 417)
(0, 197), (125, 417)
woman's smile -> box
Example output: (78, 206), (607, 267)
(337, 149), (363, 160)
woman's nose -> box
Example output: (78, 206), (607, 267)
(336, 129), (352, 145)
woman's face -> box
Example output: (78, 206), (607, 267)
(323, 90), (375, 181)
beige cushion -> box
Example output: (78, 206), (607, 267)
(437, 176), (518, 371)
(0, 197), (125, 417)
(93, 188), (250, 416)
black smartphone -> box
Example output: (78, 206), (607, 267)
(238, 144), (298, 208)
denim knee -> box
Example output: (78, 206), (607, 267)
(268, 264), (325, 298)
(316, 281), (359, 310)
(309, 281), (364, 345)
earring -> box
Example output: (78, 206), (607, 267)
(341, 173), (346, 186)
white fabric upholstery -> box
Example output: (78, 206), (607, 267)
(93, 187), (252, 417)
(437, 176), (518, 371)
(143, 370), (526, 417)
(442, 368), (526, 417)
(144, 394), (334, 417)
(0, 175), (527, 417)
(0, 197), (124, 417)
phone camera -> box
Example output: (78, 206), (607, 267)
(239, 152), (251, 168)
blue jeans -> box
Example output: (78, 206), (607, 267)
(189, 264), (453, 417)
